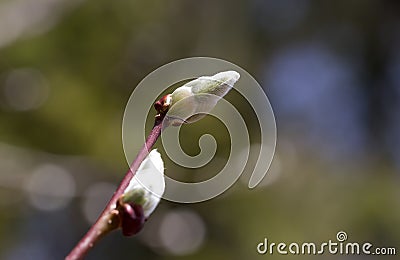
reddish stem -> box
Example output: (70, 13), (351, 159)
(66, 116), (164, 260)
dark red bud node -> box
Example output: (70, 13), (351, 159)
(120, 204), (146, 236)
(154, 94), (172, 115)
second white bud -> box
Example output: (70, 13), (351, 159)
(167, 70), (240, 125)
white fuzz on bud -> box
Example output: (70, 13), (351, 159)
(168, 71), (240, 125)
(123, 149), (165, 218)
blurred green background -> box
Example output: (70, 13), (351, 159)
(0, 0), (399, 259)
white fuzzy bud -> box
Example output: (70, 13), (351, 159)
(123, 149), (165, 218)
(167, 71), (240, 125)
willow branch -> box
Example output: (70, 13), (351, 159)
(65, 115), (165, 260)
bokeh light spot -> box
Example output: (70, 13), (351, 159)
(159, 209), (206, 255)
(25, 164), (76, 211)
(2, 68), (49, 111)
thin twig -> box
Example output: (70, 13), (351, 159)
(66, 115), (165, 260)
